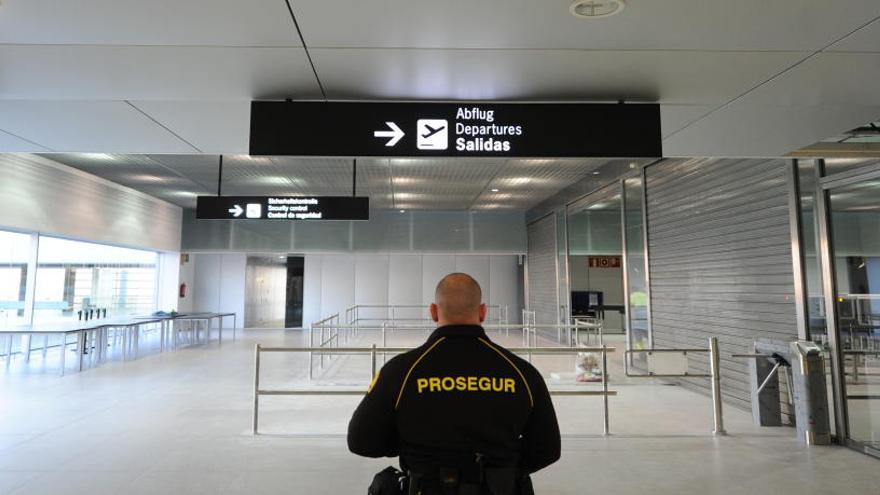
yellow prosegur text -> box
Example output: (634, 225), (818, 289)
(416, 376), (516, 394)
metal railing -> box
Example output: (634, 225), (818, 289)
(253, 344), (616, 436)
(622, 337), (726, 436)
(844, 350), (880, 398)
(345, 304), (509, 326)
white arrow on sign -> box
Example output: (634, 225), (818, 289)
(373, 122), (405, 147)
(228, 205), (244, 217)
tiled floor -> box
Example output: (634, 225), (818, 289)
(0, 328), (877, 494)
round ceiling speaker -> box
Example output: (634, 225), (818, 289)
(569, 0), (626, 19)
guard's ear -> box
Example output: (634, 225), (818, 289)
(430, 303), (440, 323)
(479, 303), (487, 323)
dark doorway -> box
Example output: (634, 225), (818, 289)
(285, 256), (305, 328)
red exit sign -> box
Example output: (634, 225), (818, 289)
(588, 256), (621, 268)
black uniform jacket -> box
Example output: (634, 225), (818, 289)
(347, 324), (561, 474)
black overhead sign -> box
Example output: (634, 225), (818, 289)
(249, 102), (661, 158)
(196, 196), (369, 221)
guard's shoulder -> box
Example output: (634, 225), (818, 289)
(379, 342), (430, 378)
(486, 340), (544, 383)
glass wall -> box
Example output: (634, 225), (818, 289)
(827, 178), (880, 449)
(624, 177), (650, 354)
(0, 230), (32, 327)
(32, 236), (159, 323)
(567, 185), (625, 334)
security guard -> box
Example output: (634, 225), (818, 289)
(348, 273), (561, 494)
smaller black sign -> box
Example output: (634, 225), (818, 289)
(196, 196), (369, 221)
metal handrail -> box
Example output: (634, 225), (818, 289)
(253, 344), (616, 436)
(344, 304), (509, 326)
(622, 338), (726, 436)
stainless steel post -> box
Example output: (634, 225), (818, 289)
(382, 322), (387, 365)
(710, 337), (726, 436)
(59, 333), (66, 376)
(603, 344), (610, 435)
(253, 344), (261, 435)
(371, 344), (377, 378)
(852, 352), (859, 382)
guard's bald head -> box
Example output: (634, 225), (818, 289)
(432, 273), (485, 325)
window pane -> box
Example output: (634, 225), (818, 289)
(0, 230), (31, 327)
(33, 236), (159, 323)
(624, 177), (650, 355)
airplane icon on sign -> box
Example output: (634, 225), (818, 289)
(421, 123), (445, 139)
(417, 119), (448, 150)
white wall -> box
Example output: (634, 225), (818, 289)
(177, 254), (195, 313)
(190, 253), (246, 323)
(157, 252), (181, 313)
(0, 154), (184, 317)
(300, 253), (522, 327)
(0, 154), (182, 252)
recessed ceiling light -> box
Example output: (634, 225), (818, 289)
(592, 171), (601, 175)
(399, 209), (406, 213)
(491, 188), (500, 193)
(570, 0), (626, 19)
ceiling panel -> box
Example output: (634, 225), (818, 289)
(131, 101), (251, 153)
(0, 129), (50, 152)
(145, 154), (224, 192)
(663, 52), (880, 157)
(0, 45), (321, 100)
(471, 158), (603, 209)
(0, 101), (196, 153)
(660, 104), (716, 139)
(828, 17), (880, 52)
(390, 158), (505, 209)
(311, 48), (804, 104)
(0, 0), (301, 46)
(38, 153), (215, 208)
(735, 53), (880, 107)
(42, 154), (615, 211)
(292, 0), (880, 51)
(663, 103), (880, 158)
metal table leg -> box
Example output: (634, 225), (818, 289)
(77, 330), (84, 372)
(24, 334), (32, 363)
(4, 334), (12, 369)
(59, 333), (66, 376)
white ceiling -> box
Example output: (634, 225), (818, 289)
(0, 1), (878, 156)
(40, 153), (630, 211)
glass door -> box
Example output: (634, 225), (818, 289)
(566, 184), (625, 342)
(821, 162), (880, 456)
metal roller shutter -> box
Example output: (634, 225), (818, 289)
(646, 158), (798, 412)
(527, 213), (558, 326)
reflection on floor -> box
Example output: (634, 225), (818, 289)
(0, 329), (877, 494)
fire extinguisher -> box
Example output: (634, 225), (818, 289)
(179, 283), (187, 298)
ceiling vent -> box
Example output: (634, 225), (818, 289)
(569, 0), (626, 19)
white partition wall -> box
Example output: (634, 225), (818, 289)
(191, 252), (523, 328)
(389, 255), (424, 321)
(421, 255), (456, 306)
(355, 254), (390, 318)
(320, 254), (356, 318)
(490, 255), (520, 323)
(303, 254), (323, 328)
(191, 253), (246, 323)
(454, 255), (490, 300)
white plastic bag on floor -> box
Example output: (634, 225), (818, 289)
(575, 351), (604, 382)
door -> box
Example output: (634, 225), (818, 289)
(818, 161), (880, 457)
